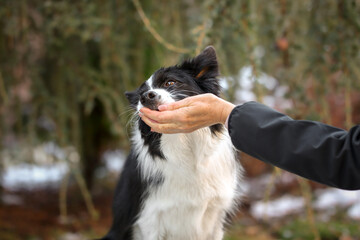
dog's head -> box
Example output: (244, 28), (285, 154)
(125, 46), (221, 111)
(125, 46), (223, 158)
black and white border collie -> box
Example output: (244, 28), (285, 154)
(101, 46), (243, 240)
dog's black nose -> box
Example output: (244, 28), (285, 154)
(147, 91), (156, 100)
(140, 90), (159, 105)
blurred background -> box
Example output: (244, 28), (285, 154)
(1, 0), (360, 239)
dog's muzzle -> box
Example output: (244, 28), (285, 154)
(140, 90), (161, 111)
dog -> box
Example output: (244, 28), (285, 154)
(101, 46), (243, 240)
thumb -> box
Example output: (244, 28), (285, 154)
(158, 97), (191, 111)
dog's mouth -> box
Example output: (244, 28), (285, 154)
(139, 90), (176, 111)
(142, 102), (160, 111)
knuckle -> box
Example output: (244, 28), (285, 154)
(178, 115), (185, 123)
(159, 125), (168, 133)
(183, 116), (191, 123)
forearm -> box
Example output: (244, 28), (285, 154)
(228, 102), (360, 190)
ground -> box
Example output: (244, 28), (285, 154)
(1, 186), (360, 240)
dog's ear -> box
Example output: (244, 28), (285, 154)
(125, 90), (139, 108)
(179, 46), (221, 96)
(193, 46), (219, 79)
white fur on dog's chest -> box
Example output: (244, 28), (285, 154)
(133, 128), (241, 240)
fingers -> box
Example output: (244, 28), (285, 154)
(158, 97), (191, 111)
(139, 108), (190, 134)
(140, 115), (181, 134)
(140, 107), (182, 123)
(139, 108), (167, 123)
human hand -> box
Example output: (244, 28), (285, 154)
(139, 93), (235, 134)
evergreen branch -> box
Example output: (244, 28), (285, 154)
(195, 21), (208, 55)
(72, 162), (99, 220)
(132, 0), (191, 54)
(59, 171), (70, 223)
(298, 177), (320, 240)
(262, 167), (281, 221)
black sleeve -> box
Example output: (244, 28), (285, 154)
(228, 101), (360, 190)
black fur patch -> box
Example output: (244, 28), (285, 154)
(101, 150), (164, 240)
(101, 150), (147, 239)
(139, 119), (165, 159)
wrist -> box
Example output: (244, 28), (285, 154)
(218, 98), (235, 125)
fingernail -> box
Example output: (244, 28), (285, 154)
(138, 112), (144, 117)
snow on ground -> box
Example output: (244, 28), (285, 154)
(250, 188), (360, 220)
(348, 203), (360, 219)
(2, 162), (68, 190)
(314, 188), (360, 210)
(1, 142), (69, 190)
(251, 195), (305, 219)
(58, 233), (87, 240)
(1, 142), (127, 191)
(102, 149), (126, 173)
(314, 188), (360, 220)
(95, 149), (127, 179)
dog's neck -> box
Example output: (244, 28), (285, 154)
(132, 121), (227, 181)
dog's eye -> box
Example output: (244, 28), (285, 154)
(164, 80), (176, 87)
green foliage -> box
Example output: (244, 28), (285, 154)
(0, 0), (359, 182)
(277, 218), (360, 240)
(0, 0), (360, 236)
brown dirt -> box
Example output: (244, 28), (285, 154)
(0, 188), (113, 240)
